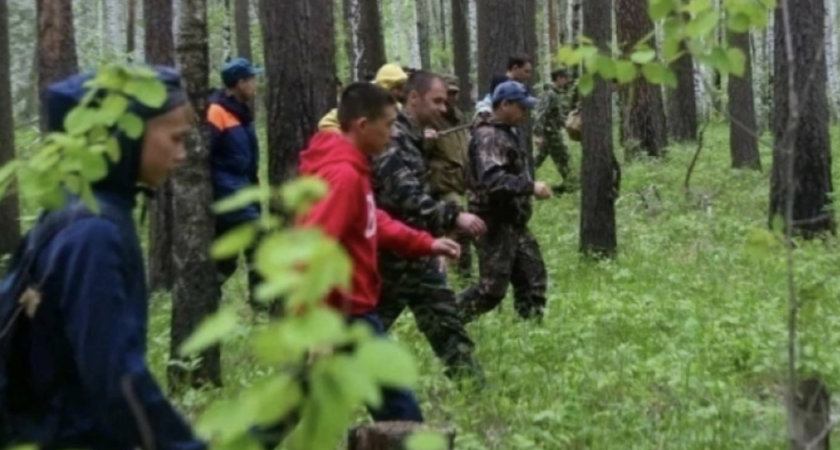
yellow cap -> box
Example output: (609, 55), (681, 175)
(374, 64), (408, 90)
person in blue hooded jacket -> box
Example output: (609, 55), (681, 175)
(3, 66), (204, 450)
(207, 57), (265, 310)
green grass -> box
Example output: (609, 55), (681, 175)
(15, 122), (840, 449)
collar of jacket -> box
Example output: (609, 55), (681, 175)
(394, 110), (424, 143)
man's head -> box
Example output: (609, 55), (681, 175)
(338, 82), (398, 155)
(492, 80), (538, 125)
(443, 74), (461, 104)
(507, 54), (533, 83)
(221, 57), (264, 101)
(403, 71), (447, 127)
(551, 68), (570, 88)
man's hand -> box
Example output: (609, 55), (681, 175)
(431, 238), (461, 260)
(455, 212), (487, 236)
(534, 136), (544, 148)
(534, 181), (552, 200)
(424, 128), (439, 141)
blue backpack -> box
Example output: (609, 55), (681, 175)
(0, 199), (120, 443)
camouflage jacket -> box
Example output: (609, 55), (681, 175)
(533, 83), (576, 139)
(467, 118), (534, 226)
(427, 103), (470, 196)
(372, 111), (463, 270)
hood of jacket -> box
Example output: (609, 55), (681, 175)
(373, 64), (408, 90)
(44, 66), (188, 210)
(208, 89), (253, 125)
(299, 131), (370, 176)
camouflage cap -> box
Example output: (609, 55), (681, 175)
(442, 74), (460, 92)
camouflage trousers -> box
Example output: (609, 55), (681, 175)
(440, 191), (474, 280)
(377, 260), (483, 381)
(535, 135), (576, 187)
(458, 221), (547, 324)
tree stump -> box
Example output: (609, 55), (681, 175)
(790, 377), (831, 450)
(347, 422), (456, 450)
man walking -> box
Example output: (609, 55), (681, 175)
(459, 81), (552, 324)
(207, 57), (265, 310)
(372, 71), (486, 382)
(427, 74), (474, 281)
(534, 68), (579, 193)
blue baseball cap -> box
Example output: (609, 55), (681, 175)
(492, 80), (538, 110)
(221, 57), (264, 87)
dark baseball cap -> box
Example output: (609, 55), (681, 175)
(221, 57), (264, 87)
(492, 80), (538, 110)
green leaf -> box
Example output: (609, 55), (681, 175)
(211, 222), (258, 259)
(322, 354), (382, 408)
(0, 160), (19, 187)
(123, 77), (167, 108)
(745, 228), (783, 258)
(63, 107), (98, 135)
(558, 45), (582, 67)
(105, 137), (121, 162)
(577, 73), (594, 96)
(727, 47), (747, 77)
(292, 239), (353, 305)
(595, 56), (617, 79)
(758, 0), (776, 8)
(117, 112), (144, 139)
(213, 185), (268, 214)
(648, 0), (674, 21)
(253, 374), (304, 425)
(406, 431), (449, 450)
(727, 12), (751, 33)
(356, 338), (418, 388)
(79, 180), (100, 214)
(279, 176), (329, 213)
(100, 94), (130, 125)
(179, 307), (239, 355)
(709, 46), (731, 74)
(39, 187), (66, 211)
(682, 0), (712, 14)
(615, 60), (638, 84)
(630, 49), (657, 64)
(641, 62), (677, 88)
(77, 151), (109, 181)
(685, 10), (720, 38)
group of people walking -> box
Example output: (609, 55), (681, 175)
(0, 51), (581, 450)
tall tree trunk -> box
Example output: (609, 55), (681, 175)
(826, 0), (840, 120)
(344, 0), (386, 81)
(234, 0), (251, 60)
(548, 0), (558, 68)
(769, 0), (834, 237)
(728, 29), (760, 170)
(452, 0), (471, 111)
(127, 0), (136, 60)
(438, 0), (448, 70)
(36, 0), (79, 131)
(0, 0), (19, 258)
(169, 0), (222, 388)
(579, 0), (617, 258)
(260, 0), (335, 186)
(667, 38), (698, 141)
(222, 0), (232, 62)
(616, 0), (668, 159)
(144, 0), (176, 293)
(416, 0), (431, 69)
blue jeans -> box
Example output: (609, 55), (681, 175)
(250, 312), (423, 449)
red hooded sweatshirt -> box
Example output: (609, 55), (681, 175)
(298, 131), (436, 316)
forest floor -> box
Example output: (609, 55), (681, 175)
(19, 121), (840, 449)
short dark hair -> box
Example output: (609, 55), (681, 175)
(404, 70), (443, 96)
(362, 72), (376, 82)
(507, 54), (532, 70)
(337, 82), (397, 132)
(551, 69), (568, 81)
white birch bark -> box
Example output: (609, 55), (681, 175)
(469, 0), (477, 100)
(826, 0), (840, 119)
(409, 0), (421, 67)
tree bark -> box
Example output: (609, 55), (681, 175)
(344, 0), (386, 81)
(260, 0), (336, 187)
(234, 0), (251, 60)
(36, 0), (79, 131)
(615, 0), (668, 159)
(0, 0), (20, 257)
(452, 0), (471, 111)
(548, 0), (558, 68)
(169, 0), (222, 388)
(416, 0), (431, 70)
(769, 0), (834, 237)
(728, 29), (760, 170)
(667, 29), (698, 142)
(579, 0), (617, 258)
(127, 0), (136, 59)
(144, 0), (176, 293)
(348, 423), (456, 450)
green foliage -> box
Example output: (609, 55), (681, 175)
(556, 0), (774, 94)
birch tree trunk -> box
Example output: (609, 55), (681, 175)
(169, 0), (222, 388)
(0, 0), (19, 257)
(452, 0), (472, 110)
(826, 0), (840, 120)
(548, 0), (558, 68)
(728, 28), (760, 170)
(145, 0), (176, 293)
(345, 0), (386, 81)
(234, 0), (251, 60)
